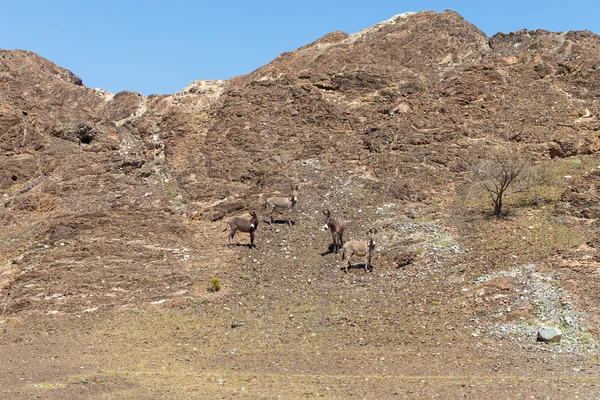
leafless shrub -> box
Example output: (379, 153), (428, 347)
(473, 149), (530, 217)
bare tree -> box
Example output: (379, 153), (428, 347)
(474, 150), (528, 217)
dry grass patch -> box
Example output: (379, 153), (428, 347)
(463, 210), (588, 265)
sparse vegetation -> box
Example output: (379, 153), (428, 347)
(462, 211), (588, 265)
(472, 149), (529, 217)
(208, 278), (221, 292)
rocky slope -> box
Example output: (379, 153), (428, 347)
(2, 9), (600, 398)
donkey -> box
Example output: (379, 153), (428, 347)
(323, 209), (346, 254)
(265, 185), (298, 225)
(223, 211), (259, 248)
(341, 228), (377, 273)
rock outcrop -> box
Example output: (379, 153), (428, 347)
(2, 10), (600, 319)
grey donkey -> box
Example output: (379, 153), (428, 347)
(323, 209), (346, 253)
(223, 211), (259, 248)
(265, 185), (298, 225)
(341, 228), (377, 273)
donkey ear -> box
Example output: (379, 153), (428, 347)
(373, 228), (378, 234)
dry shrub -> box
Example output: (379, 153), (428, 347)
(472, 149), (530, 217)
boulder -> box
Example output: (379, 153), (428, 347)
(537, 326), (562, 343)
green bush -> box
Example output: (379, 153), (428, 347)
(208, 278), (222, 292)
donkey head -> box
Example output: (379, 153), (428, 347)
(249, 211), (259, 229)
(368, 228), (377, 249)
(290, 185), (299, 203)
(322, 209), (332, 230)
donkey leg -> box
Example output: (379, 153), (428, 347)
(250, 231), (255, 249)
(230, 228), (238, 246)
(227, 229), (234, 247)
(330, 232), (335, 253)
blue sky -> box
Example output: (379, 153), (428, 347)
(2, 1), (599, 95)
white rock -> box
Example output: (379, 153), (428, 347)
(537, 326), (562, 343)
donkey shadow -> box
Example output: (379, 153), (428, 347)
(320, 243), (338, 256)
(339, 263), (374, 273)
(227, 242), (256, 249)
(266, 218), (296, 226)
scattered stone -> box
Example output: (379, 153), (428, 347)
(537, 326), (562, 343)
(560, 315), (574, 327)
(394, 251), (417, 268)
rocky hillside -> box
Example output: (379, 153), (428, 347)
(2, 9), (600, 397)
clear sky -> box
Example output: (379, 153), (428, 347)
(2, 1), (599, 95)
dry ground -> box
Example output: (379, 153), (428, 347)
(2, 200), (600, 399)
